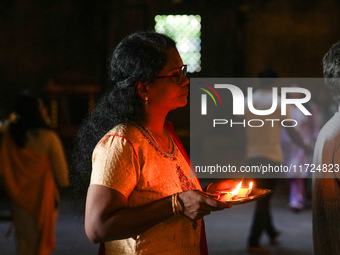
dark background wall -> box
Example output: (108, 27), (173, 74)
(0, 0), (339, 133)
(243, 0), (340, 77)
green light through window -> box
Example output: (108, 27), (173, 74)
(155, 15), (201, 73)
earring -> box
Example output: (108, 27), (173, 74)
(145, 96), (149, 112)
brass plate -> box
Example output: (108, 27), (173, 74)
(206, 188), (272, 205)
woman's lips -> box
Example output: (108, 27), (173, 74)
(180, 89), (189, 97)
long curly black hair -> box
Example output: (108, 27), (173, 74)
(323, 40), (340, 105)
(73, 31), (176, 198)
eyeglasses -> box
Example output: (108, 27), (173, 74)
(155, 65), (187, 85)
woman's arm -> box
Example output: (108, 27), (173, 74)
(85, 185), (172, 242)
(85, 184), (229, 243)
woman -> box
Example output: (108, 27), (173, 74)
(75, 31), (233, 255)
(281, 85), (319, 211)
(0, 90), (69, 255)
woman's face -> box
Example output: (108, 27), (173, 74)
(147, 47), (189, 113)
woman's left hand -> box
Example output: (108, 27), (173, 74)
(206, 180), (237, 192)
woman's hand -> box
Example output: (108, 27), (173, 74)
(177, 190), (231, 220)
(206, 179), (237, 192)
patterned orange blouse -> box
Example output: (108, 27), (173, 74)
(90, 123), (202, 255)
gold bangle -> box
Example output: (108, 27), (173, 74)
(172, 194), (177, 216)
(175, 193), (180, 216)
(172, 194), (176, 215)
(172, 193), (180, 216)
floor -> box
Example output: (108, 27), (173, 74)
(0, 179), (313, 255)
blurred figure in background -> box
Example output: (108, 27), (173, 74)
(244, 68), (281, 254)
(313, 41), (340, 255)
(244, 68), (309, 254)
(0, 90), (69, 255)
(281, 84), (319, 212)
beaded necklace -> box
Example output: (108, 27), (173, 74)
(135, 123), (178, 160)
(143, 123), (173, 152)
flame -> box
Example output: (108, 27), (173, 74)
(249, 182), (253, 189)
(231, 181), (242, 196)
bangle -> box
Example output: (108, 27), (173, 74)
(172, 193), (180, 216)
(206, 183), (213, 192)
(171, 194), (176, 216)
(175, 193), (180, 216)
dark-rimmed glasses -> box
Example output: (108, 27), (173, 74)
(155, 65), (187, 85)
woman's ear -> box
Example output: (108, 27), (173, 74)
(137, 82), (149, 99)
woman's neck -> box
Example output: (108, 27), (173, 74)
(145, 114), (166, 136)
(143, 112), (172, 152)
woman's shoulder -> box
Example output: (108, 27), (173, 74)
(33, 128), (60, 142)
(93, 123), (144, 160)
(96, 123), (144, 149)
(26, 128), (62, 154)
(106, 123), (143, 140)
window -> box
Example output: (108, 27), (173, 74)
(155, 15), (201, 73)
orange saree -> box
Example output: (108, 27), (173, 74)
(0, 133), (56, 255)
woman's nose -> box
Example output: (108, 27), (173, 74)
(180, 75), (189, 87)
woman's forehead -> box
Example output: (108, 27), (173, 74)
(162, 48), (183, 72)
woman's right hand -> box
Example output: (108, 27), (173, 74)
(177, 190), (231, 220)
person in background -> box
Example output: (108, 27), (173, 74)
(244, 68), (310, 254)
(313, 41), (340, 255)
(281, 84), (319, 212)
(74, 31), (234, 255)
(0, 90), (69, 255)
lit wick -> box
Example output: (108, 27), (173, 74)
(219, 181), (254, 201)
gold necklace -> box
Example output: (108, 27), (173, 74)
(144, 123), (172, 152)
